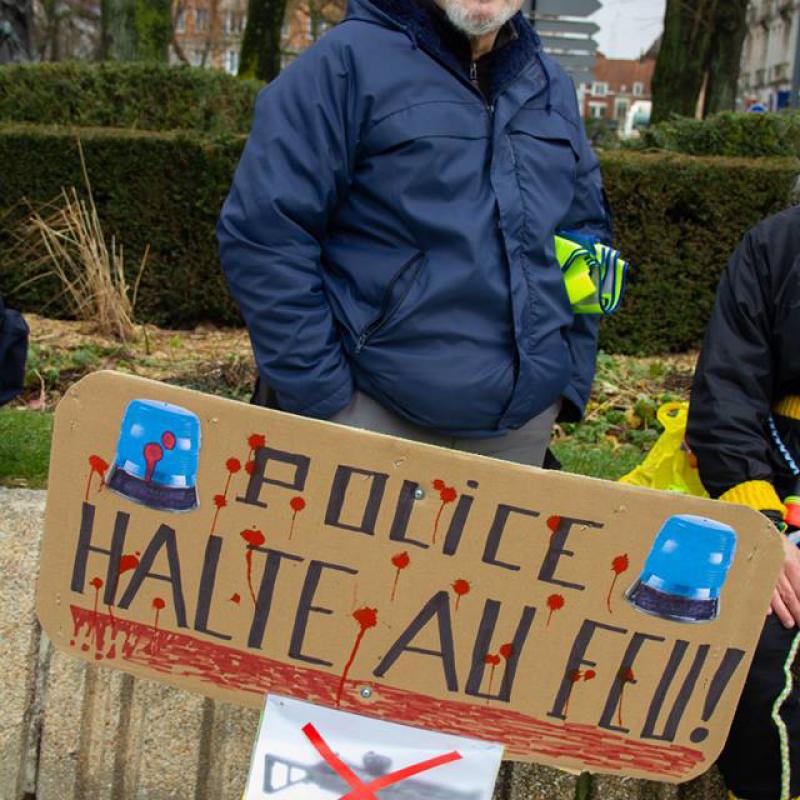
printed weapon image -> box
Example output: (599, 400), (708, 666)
(263, 751), (482, 799)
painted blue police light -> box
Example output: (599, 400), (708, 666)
(626, 514), (737, 623)
(107, 399), (201, 512)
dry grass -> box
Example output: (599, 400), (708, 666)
(18, 141), (147, 342)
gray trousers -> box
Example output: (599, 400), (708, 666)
(329, 391), (559, 468)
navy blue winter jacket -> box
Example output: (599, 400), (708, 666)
(218, 0), (612, 436)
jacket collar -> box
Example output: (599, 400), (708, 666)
(345, 0), (546, 101)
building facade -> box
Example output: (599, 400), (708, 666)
(739, 0), (800, 110)
(579, 52), (655, 124)
(171, 0), (344, 73)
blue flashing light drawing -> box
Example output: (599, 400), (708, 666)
(107, 399), (201, 512)
(626, 514), (737, 624)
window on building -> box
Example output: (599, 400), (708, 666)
(192, 47), (204, 66)
(174, 7), (186, 32)
(224, 10), (236, 32)
(225, 48), (239, 74)
(614, 99), (629, 120)
(195, 8), (207, 30)
(281, 19), (288, 37)
(306, 16), (314, 39)
(589, 102), (606, 119)
(239, 13), (246, 30)
(633, 82), (644, 97)
(591, 82), (608, 96)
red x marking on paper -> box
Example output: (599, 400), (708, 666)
(302, 722), (463, 800)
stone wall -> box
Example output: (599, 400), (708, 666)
(0, 488), (728, 800)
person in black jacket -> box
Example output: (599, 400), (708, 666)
(687, 205), (800, 800)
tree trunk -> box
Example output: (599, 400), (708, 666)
(238, 0), (286, 81)
(703, 0), (749, 115)
(651, 0), (719, 123)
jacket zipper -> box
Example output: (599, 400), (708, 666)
(355, 252), (425, 353)
(470, 61), (495, 114)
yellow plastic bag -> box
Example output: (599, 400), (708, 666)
(619, 402), (709, 497)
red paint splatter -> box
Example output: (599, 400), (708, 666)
(230, 593), (241, 604)
(248, 433), (266, 450)
(246, 434), (266, 470)
(240, 529), (266, 606)
(390, 552), (411, 602)
(499, 643), (515, 661)
(161, 431), (176, 450)
(618, 666), (636, 727)
(222, 456), (242, 496)
(118, 552), (140, 575)
(336, 607), (378, 706)
(547, 515), (562, 534)
(289, 496), (306, 540)
(546, 593), (565, 627)
(607, 554), (630, 614)
(143, 442), (163, 483)
(452, 579), (471, 612)
(85, 454), (110, 501)
(432, 482), (457, 545)
(585, 669), (597, 681)
(245, 460), (255, 475)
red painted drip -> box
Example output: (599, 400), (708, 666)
(66, 605), (706, 778)
(162, 431), (176, 450)
(500, 643), (515, 661)
(240, 529), (265, 606)
(230, 593), (241, 604)
(390, 552), (410, 602)
(484, 654), (501, 701)
(143, 443), (163, 483)
(564, 669), (584, 718)
(618, 667), (636, 728)
(608, 554), (630, 614)
(89, 576), (103, 646)
(151, 597), (166, 655)
(336, 607), (378, 707)
(452, 579), (470, 612)
(547, 594), (565, 627)
(85, 455), (110, 501)
(210, 494), (227, 535)
(107, 605), (116, 636)
(432, 483), (457, 545)
(289, 497), (306, 540)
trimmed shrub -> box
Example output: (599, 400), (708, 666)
(0, 124), (797, 354)
(634, 111), (800, 159)
(600, 150), (798, 353)
(0, 62), (262, 133)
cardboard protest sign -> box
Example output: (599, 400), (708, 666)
(38, 371), (784, 783)
(245, 695), (504, 799)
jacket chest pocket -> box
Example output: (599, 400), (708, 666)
(506, 108), (579, 234)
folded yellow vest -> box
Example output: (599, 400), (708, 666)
(555, 235), (630, 316)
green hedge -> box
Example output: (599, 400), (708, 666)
(0, 62), (261, 133)
(0, 123), (797, 354)
(635, 111), (800, 158)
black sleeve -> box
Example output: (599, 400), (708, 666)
(686, 230), (777, 500)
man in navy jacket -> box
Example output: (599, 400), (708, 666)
(218, 0), (611, 465)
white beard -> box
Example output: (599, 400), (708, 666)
(442, 0), (517, 37)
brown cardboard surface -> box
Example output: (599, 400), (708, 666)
(37, 371), (784, 783)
